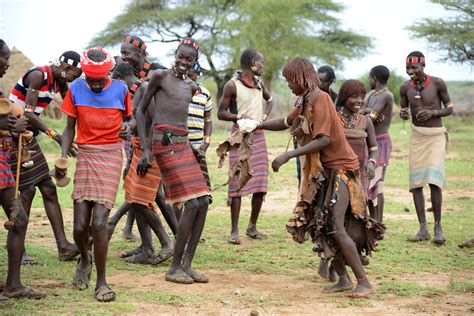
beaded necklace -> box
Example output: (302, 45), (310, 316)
(410, 74), (431, 99)
(138, 61), (151, 79)
(339, 110), (359, 129)
(129, 79), (143, 96)
(172, 67), (187, 80)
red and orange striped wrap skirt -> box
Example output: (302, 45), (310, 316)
(124, 137), (161, 211)
(152, 124), (210, 205)
(228, 127), (268, 199)
(73, 143), (122, 209)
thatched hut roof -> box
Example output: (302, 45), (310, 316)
(0, 47), (34, 96)
(0, 48), (63, 119)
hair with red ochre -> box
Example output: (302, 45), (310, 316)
(282, 57), (320, 92)
(336, 79), (366, 108)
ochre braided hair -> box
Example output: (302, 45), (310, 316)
(282, 57), (320, 92)
(336, 79), (366, 108)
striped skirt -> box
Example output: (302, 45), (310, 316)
(228, 127), (268, 199)
(124, 137), (161, 211)
(73, 143), (122, 209)
(10, 138), (49, 190)
(375, 133), (392, 169)
(368, 133), (392, 203)
(152, 124), (210, 205)
(0, 136), (15, 189)
(190, 141), (212, 192)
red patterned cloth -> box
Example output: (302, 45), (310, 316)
(228, 126), (268, 199)
(368, 133), (392, 203)
(73, 143), (122, 209)
(152, 124), (210, 205)
(0, 135), (15, 189)
(124, 137), (161, 211)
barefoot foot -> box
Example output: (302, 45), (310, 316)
(228, 231), (241, 245)
(348, 277), (374, 298)
(318, 259), (329, 279)
(183, 268), (209, 283)
(408, 225), (431, 242)
(433, 223), (446, 245)
(322, 275), (353, 293)
(165, 268), (194, 284)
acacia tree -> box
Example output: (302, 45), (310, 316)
(91, 0), (371, 98)
(408, 0), (473, 65)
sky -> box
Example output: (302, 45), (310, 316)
(0, 0), (472, 81)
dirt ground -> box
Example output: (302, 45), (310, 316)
(24, 208), (474, 315)
(106, 270), (474, 315)
(24, 151), (473, 315)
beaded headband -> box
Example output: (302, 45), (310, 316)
(124, 36), (147, 51)
(406, 56), (425, 64)
(59, 55), (81, 69)
(179, 38), (199, 51)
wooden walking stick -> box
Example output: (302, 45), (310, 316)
(4, 132), (24, 230)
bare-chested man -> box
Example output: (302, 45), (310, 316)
(364, 65), (394, 223)
(136, 38), (211, 284)
(112, 35), (165, 241)
(111, 63), (174, 265)
(400, 51), (453, 245)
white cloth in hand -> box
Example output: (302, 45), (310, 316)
(237, 118), (259, 133)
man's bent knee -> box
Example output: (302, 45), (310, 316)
(14, 209), (29, 231)
(38, 178), (58, 197)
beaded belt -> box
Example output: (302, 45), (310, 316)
(0, 139), (14, 152)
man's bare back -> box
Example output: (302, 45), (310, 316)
(366, 89), (394, 135)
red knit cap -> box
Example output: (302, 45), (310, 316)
(80, 47), (113, 79)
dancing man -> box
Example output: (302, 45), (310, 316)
(60, 47), (133, 301)
(400, 51), (453, 244)
(136, 38), (211, 284)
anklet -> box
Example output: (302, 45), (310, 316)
(356, 275), (368, 282)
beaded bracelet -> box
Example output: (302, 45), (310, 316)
(46, 128), (58, 139)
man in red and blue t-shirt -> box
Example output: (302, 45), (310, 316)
(60, 47), (133, 302)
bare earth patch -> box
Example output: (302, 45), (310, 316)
(104, 270), (474, 315)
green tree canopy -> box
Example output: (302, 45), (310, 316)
(91, 0), (372, 98)
(408, 0), (473, 65)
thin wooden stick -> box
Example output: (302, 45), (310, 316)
(14, 133), (22, 198)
